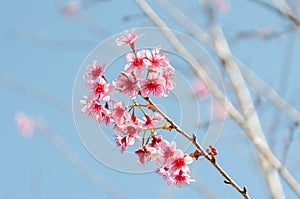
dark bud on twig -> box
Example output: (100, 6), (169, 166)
(243, 186), (247, 193)
(189, 150), (201, 160)
(192, 133), (197, 142)
(224, 180), (231, 184)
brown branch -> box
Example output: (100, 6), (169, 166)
(144, 96), (250, 199)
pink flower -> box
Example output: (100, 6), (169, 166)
(111, 100), (129, 125)
(170, 170), (195, 187)
(60, 0), (81, 16)
(193, 78), (209, 98)
(171, 154), (193, 174)
(15, 112), (35, 138)
(116, 29), (143, 49)
(124, 50), (146, 77)
(86, 78), (114, 102)
(140, 73), (165, 98)
(135, 145), (156, 165)
(162, 66), (175, 95)
(215, 0), (229, 12)
(113, 73), (139, 99)
(120, 122), (141, 138)
(156, 166), (170, 180)
(157, 140), (177, 165)
(149, 135), (162, 148)
(142, 113), (163, 128)
(115, 121), (140, 153)
(84, 60), (106, 80)
(115, 136), (134, 153)
(145, 46), (169, 70)
(81, 93), (111, 123)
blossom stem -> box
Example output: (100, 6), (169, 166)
(141, 127), (163, 132)
(143, 96), (250, 199)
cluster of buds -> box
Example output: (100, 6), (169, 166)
(206, 145), (218, 162)
(81, 29), (196, 187)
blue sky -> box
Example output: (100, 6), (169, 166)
(1, 0), (300, 198)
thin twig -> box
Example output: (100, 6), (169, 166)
(0, 72), (71, 112)
(248, 0), (300, 30)
(144, 96), (250, 199)
(232, 26), (292, 41)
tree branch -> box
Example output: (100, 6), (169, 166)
(136, 0), (300, 197)
(144, 96), (250, 199)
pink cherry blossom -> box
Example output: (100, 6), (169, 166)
(115, 119), (141, 147)
(145, 46), (170, 70)
(215, 0), (229, 12)
(171, 154), (193, 174)
(124, 50), (146, 77)
(193, 78), (209, 98)
(149, 135), (162, 147)
(81, 93), (111, 123)
(211, 101), (229, 121)
(170, 170), (195, 187)
(84, 60), (106, 80)
(157, 140), (177, 165)
(156, 166), (170, 180)
(135, 145), (156, 165)
(140, 73), (165, 98)
(86, 78), (114, 101)
(116, 29), (143, 49)
(115, 136), (132, 153)
(15, 112), (35, 138)
(113, 73), (139, 99)
(111, 100), (128, 125)
(162, 66), (175, 95)
(143, 113), (163, 128)
(60, 0), (81, 16)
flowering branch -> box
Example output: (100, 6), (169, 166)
(80, 27), (250, 197)
(144, 96), (250, 199)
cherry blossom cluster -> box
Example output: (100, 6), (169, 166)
(81, 29), (195, 187)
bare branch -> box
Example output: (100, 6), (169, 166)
(202, 1), (285, 197)
(0, 72), (71, 112)
(248, 0), (300, 31)
(239, 63), (300, 125)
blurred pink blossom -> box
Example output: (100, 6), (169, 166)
(215, 0), (230, 12)
(211, 101), (229, 121)
(193, 78), (209, 98)
(15, 112), (35, 138)
(60, 0), (81, 16)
